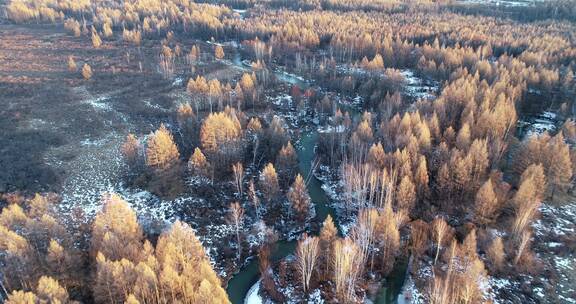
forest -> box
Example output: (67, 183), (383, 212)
(0, 0), (575, 303)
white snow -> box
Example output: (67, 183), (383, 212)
(399, 275), (424, 304)
(84, 96), (113, 111)
(172, 77), (184, 87)
(519, 110), (558, 138)
(244, 280), (263, 304)
(317, 124), (345, 134)
(400, 69), (437, 100)
(456, 0), (545, 7)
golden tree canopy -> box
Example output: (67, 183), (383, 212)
(200, 112), (241, 153)
(146, 124), (180, 170)
(91, 193), (144, 261)
(81, 63), (92, 80)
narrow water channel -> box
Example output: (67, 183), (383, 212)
(226, 130), (333, 303)
(226, 49), (407, 304)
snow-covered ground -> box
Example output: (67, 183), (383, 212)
(533, 203), (576, 304)
(517, 111), (558, 138)
(486, 202), (576, 303)
(399, 275), (424, 304)
(456, 0), (546, 7)
(400, 70), (437, 101)
(245, 281), (263, 304)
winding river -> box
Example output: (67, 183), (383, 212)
(225, 50), (408, 304)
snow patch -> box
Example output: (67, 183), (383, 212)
(244, 280), (263, 304)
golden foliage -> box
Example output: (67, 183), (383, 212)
(200, 112), (241, 153)
(288, 174), (311, 221)
(81, 63), (92, 80)
(146, 124), (180, 170)
(214, 45), (225, 59)
(260, 163), (280, 202)
(91, 193), (144, 261)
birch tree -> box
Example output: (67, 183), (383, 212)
(228, 202), (244, 259)
(295, 234), (319, 294)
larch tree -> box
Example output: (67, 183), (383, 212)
(0, 224), (35, 291)
(146, 124), (183, 198)
(91, 193), (144, 262)
(547, 133), (572, 199)
(455, 122), (471, 150)
(0, 195), (77, 292)
(474, 179), (499, 224)
(520, 163), (546, 201)
(396, 175), (416, 213)
(288, 174), (311, 222)
(102, 22), (113, 38)
(456, 256), (487, 304)
(146, 124), (180, 171)
(247, 117), (262, 133)
(188, 147), (211, 178)
(189, 45), (200, 64)
(260, 163), (280, 202)
(295, 234), (319, 294)
(200, 112), (242, 167)
(319, 215), (337, 279)
(367, 143), (386, 169)
(6, 276), (70, 304)
(414, 155), (429, 198)
(487, 236), (505, 273)
(468, 139), (489, 185)
(125, 295), (140, 304)
(35, 276), (70, 303)
(375, 205), (400, 275)
(436, 163), (452, 199)
(409, 219), (429, 259)
(276, 142), (298, 184)
(156, 221), (230, 304)
(207, 79), (222, 112)
(214, 45), (225, 60)
(91, 30), (102, 48)
(81, 63), (92, 80)
(67, 56), (77, 72)
(240, 72), (255, 93)
(121, 133), (140, 167)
